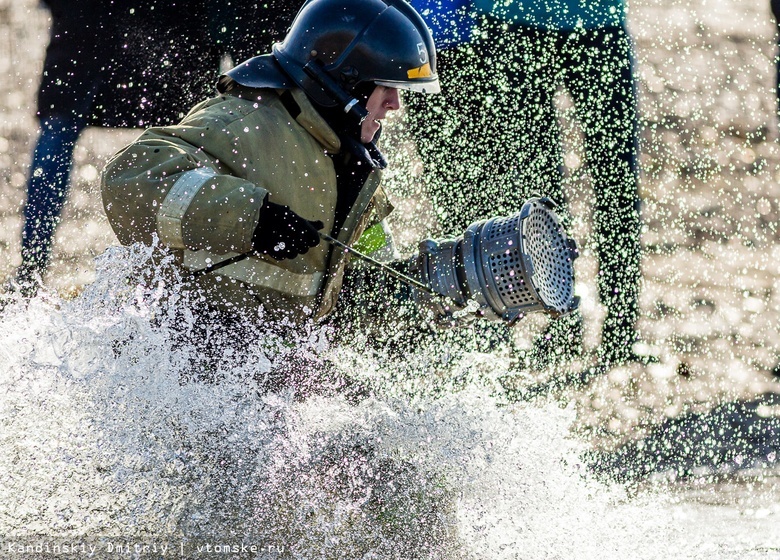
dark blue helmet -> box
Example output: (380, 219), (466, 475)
(222, 0), (439, 108)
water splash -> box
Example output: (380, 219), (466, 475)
(0, 244), (706, 559)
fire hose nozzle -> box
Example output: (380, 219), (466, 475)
(415, 198), (580, 324)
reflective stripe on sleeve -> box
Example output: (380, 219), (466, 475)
(156, 167), (217, 249)
(183, 249), (324, 298)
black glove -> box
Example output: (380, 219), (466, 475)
(252, 200), (324, 260)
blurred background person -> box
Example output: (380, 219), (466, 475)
(407, 0), (652, 370)
(11, 0), (297, 297)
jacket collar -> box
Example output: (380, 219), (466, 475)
(284, 89), (386, 170)
(287, 89), (342, 154)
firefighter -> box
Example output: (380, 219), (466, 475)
(101, 0), (440, 330)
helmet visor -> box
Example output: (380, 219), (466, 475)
(375, 78), (441, 94)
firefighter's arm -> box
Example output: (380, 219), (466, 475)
(101, 136), (267, 256)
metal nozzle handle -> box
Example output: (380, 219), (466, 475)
(318, 231), (434, 295)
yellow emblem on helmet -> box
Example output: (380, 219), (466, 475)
(407, 63), (432, 79)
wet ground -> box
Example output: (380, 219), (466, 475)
(3, 0), (780, 494)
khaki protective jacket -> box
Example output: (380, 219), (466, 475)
(101, 88), (394, 323)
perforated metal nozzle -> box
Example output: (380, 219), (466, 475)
(416, 197), (579, 324)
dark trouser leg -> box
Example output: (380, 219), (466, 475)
(507, 28), (583, 367)
(403, 20), (555, 235)
(506, 27), (568, 214)
(405, 24), (575, 361)
(566, 25), (642, 363)
(402, 34), (519, 356)
(20, 115), (85, 283)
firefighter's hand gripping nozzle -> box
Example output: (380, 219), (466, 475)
(410, 197), (580, 326)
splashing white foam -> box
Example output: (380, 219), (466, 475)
(0, 243), (716, 559)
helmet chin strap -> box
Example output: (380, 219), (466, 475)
(303, 59), (369, 129)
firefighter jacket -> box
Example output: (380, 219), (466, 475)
(100, 87), (394, 323)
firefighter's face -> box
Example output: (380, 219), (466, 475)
(360, 86), (401, 143)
